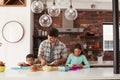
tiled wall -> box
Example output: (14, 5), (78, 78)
(34, 11), (114, 61)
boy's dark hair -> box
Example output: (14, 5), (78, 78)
(48, 27), (59, 37)
(74, 43), (84, 55)
(26, 54), (34, 59)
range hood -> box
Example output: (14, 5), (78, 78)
(57, 10), (84, 33)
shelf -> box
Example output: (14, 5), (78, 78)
(33, 36), (47, 39)
(59, 32), (81, 34)
(81, 35), (102, 52)
(33, 48), (38, 50)
(81, 35), (102, 38)
(89, 61), (113, 67)
(85, 48), (102, 51)
(85, 36), (100, 38)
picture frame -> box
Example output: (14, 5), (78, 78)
(0, 0), (26, 6)
(2, 21), (24, 43)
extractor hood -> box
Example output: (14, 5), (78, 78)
(57, 10), (84, 33)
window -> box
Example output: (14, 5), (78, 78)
(104, 40), (113, 51)
(103, 24), (120, 51)
(103, 24), (113, 51)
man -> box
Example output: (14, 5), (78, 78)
(38, 27), (67, 66)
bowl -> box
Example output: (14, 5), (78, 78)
(0, 66), (5, 72)
(86, 32), (95, 36)
(42, 65), (51, 71)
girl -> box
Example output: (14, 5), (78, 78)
(66, 44), (90, 69)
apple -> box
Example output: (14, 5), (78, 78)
(29, 65), (38, 71)
(93, 45), (99, 49)
(0, 61), (5, 66)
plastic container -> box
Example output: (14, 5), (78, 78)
(0, 66), (5, 72)
(58, 66), (69, 72)
(69, 66), (80, 71)
(97, 56), (103, 63)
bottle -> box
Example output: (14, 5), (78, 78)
(83, 43), (87, 49)
(44, 31), (47, 36)
(38, 30), (42, 36)
(42, 30), (44, 36)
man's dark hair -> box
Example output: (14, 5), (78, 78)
(26, 54), (34, 59)
(48, 27), (59, 37)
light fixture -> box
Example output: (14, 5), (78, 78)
(47, 0), (61, 17)
(31, 0), (44, 13)
(65, 0), (78, 20)
(39, 14), (52, 27)
(39, 0), (52, 27)
(91, 4), (96, 9)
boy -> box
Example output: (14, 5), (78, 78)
(18, 54), (35, 66)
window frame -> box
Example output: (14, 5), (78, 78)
(103, 23), (114, 51)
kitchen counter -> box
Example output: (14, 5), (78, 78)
(89, 61), (113, 67)
(0, 67), (120, 80)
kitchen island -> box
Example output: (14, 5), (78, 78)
(0, 67), (120, 80)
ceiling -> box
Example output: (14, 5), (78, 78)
(48, 0), (113, 3)
(73, 0), (112, 2)
(44, 0), (120, 10)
